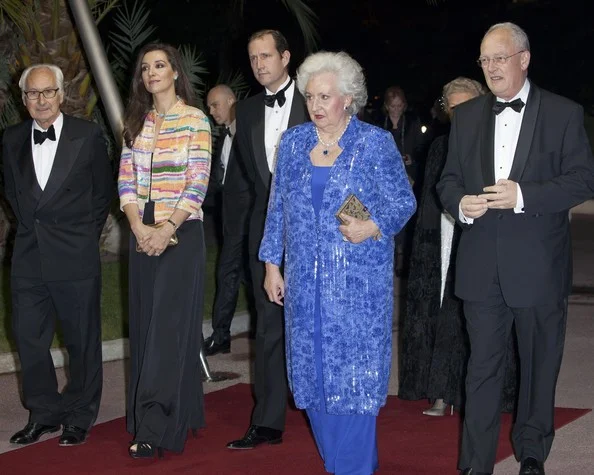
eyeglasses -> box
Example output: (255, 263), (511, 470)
(23, 88), (60, 100)
(476, 50), (525, 68)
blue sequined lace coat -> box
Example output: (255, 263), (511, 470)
(259, 117), (416, 415)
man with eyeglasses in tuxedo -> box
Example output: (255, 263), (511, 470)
(2, 64), (113, 447)
(438, 22), (594, 475)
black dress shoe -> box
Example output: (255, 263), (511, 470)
(226, 425), (282, 449)
(519, 457), (545, 475)
(10, 422), (61, 444)
(204, 336), (230, 356)
(58, 425), (87, 446)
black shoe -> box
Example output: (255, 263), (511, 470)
(9, 422), (61, 445)
(204, 336), (230, 356)
(58, 425), (87, 446)
(226, 425), (282, 449)
(519, 457), (544, 475)
(129, 441), (164, 459)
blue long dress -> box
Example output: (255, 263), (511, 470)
(307, 165), (378, 475)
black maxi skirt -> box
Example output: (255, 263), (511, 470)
(126, 219), (206, 452)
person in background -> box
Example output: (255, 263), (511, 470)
(4, 63), (112, 447)
(260, 51), (416, 474)
(203, 85), (253, 356)
(399, 77), (518, 418)
(383, 85), (428, 278)
(383, 85), (427, 188)
(118, 42), (211, 458)
(438, 23), (594, 475)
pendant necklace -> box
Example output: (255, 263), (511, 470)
(315, 115), (352, 155)
(154, 97), (181, 119)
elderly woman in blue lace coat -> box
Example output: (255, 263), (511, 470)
(259, 51), (416, 475)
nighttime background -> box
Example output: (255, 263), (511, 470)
(127, 0), (593, 126)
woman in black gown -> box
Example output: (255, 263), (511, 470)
(399, 77), (518, 415)
(118, 43), (211, 457)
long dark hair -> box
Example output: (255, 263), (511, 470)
(123, 42), (196, 148)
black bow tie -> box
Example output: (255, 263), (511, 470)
(223, 126), (232, 137)
(264, 79), (292, 108)
(493, 98), (525, 115)
(33, 125), (56, 145)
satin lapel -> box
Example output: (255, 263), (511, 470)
(508, 85), (540, 181)
(251, 93), (271, 186)
(37, 116), (83, 209)
(14, 122), (43, 199)
(480, 95), (496, 187)
(288, 91), (308, 128)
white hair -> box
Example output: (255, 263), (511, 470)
(296, 51), (367, 116)
(483, 22), (530, 52)
(18, 64), (64, 98)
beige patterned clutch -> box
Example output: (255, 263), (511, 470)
(335, 194), (371, 225)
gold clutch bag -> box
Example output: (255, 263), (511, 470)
(135, 222), (178, 253)
(335, 194), (371, 224)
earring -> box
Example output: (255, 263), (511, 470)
(174, 75), (178, 80)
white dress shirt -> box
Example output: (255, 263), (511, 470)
(221, 120), (236, 184)
(460, 80), (530, 223)
(32, 113), (63, 190)
(264, 76), (295, 173)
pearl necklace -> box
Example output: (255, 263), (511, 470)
(315, 116), (352, 155)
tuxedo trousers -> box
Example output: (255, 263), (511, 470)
(249, 253), (288, 431)
(459, 273), (567, 473)
(210, 231), (250, 344)
(11, 275), (102, 430)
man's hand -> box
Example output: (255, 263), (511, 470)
(460, 195), (488, 219)
(264, 263), (285, 306)
(480, 179), (518, 209)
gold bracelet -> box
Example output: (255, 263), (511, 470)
(167, 218), (177, 231)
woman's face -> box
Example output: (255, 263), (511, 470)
(446, 91), (476, 118)
(385, 95), (405, 117)
(304, 72), (351, 133)
(141, 50), (177, 97)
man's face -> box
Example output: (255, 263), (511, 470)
(23, 68), (64, 130)
(207, 88), (235, 126)
(480, 28), (530, 101)
(248, 34), (290, 92)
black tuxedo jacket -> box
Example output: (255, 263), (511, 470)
(235, 89), (308, 254)
(437, 84), (594, 307)
(207, 130), (252, 237)
(2, 114), (113, 281)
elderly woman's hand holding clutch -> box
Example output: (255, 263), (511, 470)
(339, 214), (380, 243)
(264, 262), (285, 306)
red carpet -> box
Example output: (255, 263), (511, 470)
(0, 383), (589, 474)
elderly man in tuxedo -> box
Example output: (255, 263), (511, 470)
(438, 23), (594, 475)
(203, 84), (253, 356)
(2, 64), (113, 446)
(226, 29), (308, 449)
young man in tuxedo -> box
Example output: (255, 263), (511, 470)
(203, 85), (253, 355)
(2, 64), (113, 446)
(226, 29), (308, 450)
(437, 23), (594, 475)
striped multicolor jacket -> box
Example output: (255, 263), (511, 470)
(118, 100), (211, 222)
